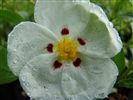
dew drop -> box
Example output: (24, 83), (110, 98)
(23, 81), (30, 87)
(13, 49), (17, 52)
(32, 67), (37, 72)
(21, 76), (26, 82)
(109, 22), (113, 27)
(13, 60), (17, 64)
(45, 88), (48, 92)
(89, 66), (102, 74)
(10, 34), (14, 38)
(98, 93), (105, 98)
(91, 70), (102, 74)
(27, 92), (30, 96)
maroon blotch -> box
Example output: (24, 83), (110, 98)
(77, 37), (86, 45)
(73, 58), (81, 67)
(53, 60), (62, 69)
(46, 43), (53, 53)
(61, 28), (69, 35)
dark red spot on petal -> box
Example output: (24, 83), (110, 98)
(77, 37), (86, 45)
(73, 58), (81, 67)
(53, 60), (62, 69)
(61, 28), (69, 35)
(46, 43), (53, 53)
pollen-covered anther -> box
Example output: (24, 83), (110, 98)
(46, 43), (53, 53)
(73, 58), (81, 67)
(77, 37), (86, 45)
(61, 28), (69, 35)
(53, 60), (62, 69)
(55, 37), (78, 61)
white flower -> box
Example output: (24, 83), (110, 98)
(7, 0), (122, 100)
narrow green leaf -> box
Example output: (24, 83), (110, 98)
(118, 75), (133, 88)
(117, 61), (133, 88)
(0, 46), (17, 85)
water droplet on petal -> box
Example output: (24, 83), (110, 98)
(109, 22), (113, 27)
(13, 60), (17, 64)
(10, 34), (14, 38)
(89, 66), (102, 74)
(27, 92), (30, 96)
(13, 49), (17, 52)
(32, 67), (37, 72)
(21, 76), (26, 82)
(45, 88), (48, 92)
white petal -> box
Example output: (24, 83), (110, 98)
(8, 22), (57, 76)
(19, 54), (65, 100)
(77, 2), (122, 58)
(81, 56), (118, 99)
(35, 0), (90, 38)
(35, 0), (122, 58)
(61, 65), (94, 100)
(61, 57), (118, 99)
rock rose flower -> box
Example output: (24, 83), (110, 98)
(8, 0), (122, 100)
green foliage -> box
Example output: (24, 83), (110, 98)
(117, 21), (133, 88)
(0, 0), (34, 84)
(1, 0), (34, 20)
(0, 9), (23, 24)
(112, 49), (125, 74)
(0, 46), (17, 85)
(117, 61), (133, 88)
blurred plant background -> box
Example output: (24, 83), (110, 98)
(0, 0), (133, 100)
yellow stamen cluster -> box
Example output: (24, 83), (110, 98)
(55, 37), (78, 61)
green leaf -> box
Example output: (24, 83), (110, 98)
(117, 60), (133, 88)
(112, 49), (125, 74)
(0, 46), (17, 85)
(0, 9), (23, 24)
(118, 79), (133, 88)
(118, 72), (133, 88)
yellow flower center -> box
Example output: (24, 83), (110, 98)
(54, 37), (78, 61)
